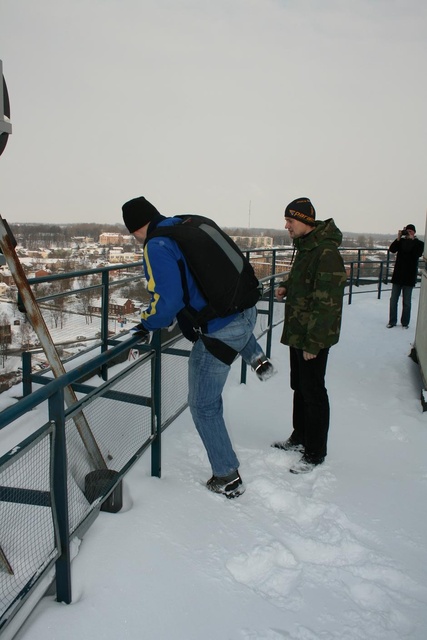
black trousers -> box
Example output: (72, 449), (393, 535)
(289, 346), (330, 462)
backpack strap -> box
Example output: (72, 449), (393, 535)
(198, 334), (238, 366)
(176, 260), (238, 365)
(145, 225), (239, 365)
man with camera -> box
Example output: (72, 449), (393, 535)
(387, 224), (424, 329)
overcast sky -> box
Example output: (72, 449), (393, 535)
(1, 0), (426, 234)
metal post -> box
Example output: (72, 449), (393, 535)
(150, 331), (162, 478)
(267, 250), (278, 356)
(22, 350), (32, 397)
(240, 358), (248, 384)
(378, 262), (384, 299)
(48, 393), (72, 604)
(356, 249), (361, 286)
(348, 263), (354, 304)
(100, 270), (109, 381)
(265, 275), (275, 358)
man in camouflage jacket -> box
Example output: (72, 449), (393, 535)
(273, 197), (347, 474)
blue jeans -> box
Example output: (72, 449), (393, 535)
(389, 283), (414, 326)
(188, 306), (264, 477)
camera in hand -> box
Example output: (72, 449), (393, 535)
(400, 229), (409, 237)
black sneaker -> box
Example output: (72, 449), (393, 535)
(271, 438), (304, 452)
(253, 358), (276, 381)
(206, 470), (245, 498)
(289, 455), (324, 474)
(387, 323), (396, 328)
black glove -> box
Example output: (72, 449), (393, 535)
(130, 323), (152, 343)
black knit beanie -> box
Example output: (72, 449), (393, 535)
(122, 196), (162, 233)
(405, 224), (416, 232)
(284, 198), (316, 226)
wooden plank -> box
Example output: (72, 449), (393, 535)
(0, 544), (13, 575)
(0, 215), (107, 470)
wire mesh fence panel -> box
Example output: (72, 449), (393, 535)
(78, 359), (153, 468)
(160, 336), (191, 427)
(64, 356), (153, 533)
(62, 416), (98, 533)
(36, 280), (104, 347)
(27, 266), (149, 366)
(0, 426), (58, 626)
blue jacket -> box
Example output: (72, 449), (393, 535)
(140, 217), (238, 334)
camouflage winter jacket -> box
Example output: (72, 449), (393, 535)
(280, 218), (347, 355)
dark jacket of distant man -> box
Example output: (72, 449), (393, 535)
(389, 233), (424, 287)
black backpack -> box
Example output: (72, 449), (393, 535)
(145, 215), (261, 328)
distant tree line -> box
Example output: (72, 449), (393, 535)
(8, 222), (398, 251)
(9, 222), (127, 249)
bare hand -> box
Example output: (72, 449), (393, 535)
(275, 286), (287, 301)
(303, 351), (317, 361)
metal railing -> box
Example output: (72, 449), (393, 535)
(0, 265), (283, 635)
(0, 333), (160, 633)
(0, 246), (422, 635)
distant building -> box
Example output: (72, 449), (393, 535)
(0, 270), (14, 286)
(230, 236), (274, 250)
(99, 232), (126, 245)
(71, 236), (94, 244)
(108, 248), (141, 264)
(89, 297), (137, 316)
(108, 248), (124, 263)
(0, 323), (12, 345)
(121, 252), (140, 263)
(249, 254), (292, 280)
